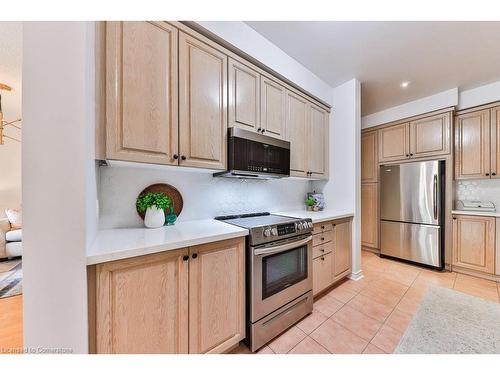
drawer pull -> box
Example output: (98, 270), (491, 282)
(321, 249), (325, 252)
(321, 257), (325, 261)
(321, 225), (325, 229)
(321, 237), (324, 241)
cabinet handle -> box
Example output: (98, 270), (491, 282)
(406, 154), (409, 157)
(321, 257), (325, 261)
(452, 217), (456, 220)
(321, 225), (325, 229)
(486, 173), (490, 176)
(182, 255), (189, 261)
(192, 253), (198, 259)
(173, 154), (179, 160)
(257, 128), (262, 132)
(492, 172), (497, 176)
(410, 153), (414, 156)
(181, 155), (187, 160)
(321, 237), (325, 241)
(261, 129), (266, 133)
(321, 249), (325, 252)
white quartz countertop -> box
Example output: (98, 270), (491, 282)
(272, 209), (354, 223)
(87, 219), (248, 265)
(451, 210), (500, 218)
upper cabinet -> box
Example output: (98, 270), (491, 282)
(378, 123), (409, 162)
(98, 21), (330, 177)
(455, 107), (495, 180)
(409, 112), (451, 159)
(178, 31), (227, 170)
(361, 131), (378, 182)
(228, 58), (260, 133)
(286, 91), (309, 177)
(307, 104), (328, 178)
(105, 21), (179, 165)
(260, 75), (287, 139)
(378, 112), (451, 163)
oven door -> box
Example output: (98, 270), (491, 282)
(250, 234), (312, 322)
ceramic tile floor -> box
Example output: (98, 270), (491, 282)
(230, 250), (500, 354)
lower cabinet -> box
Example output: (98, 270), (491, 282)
(361, 183), (379, 250)
(452, 215), (495, 274)
(89, 237), (245, 354)
(312, 217), (353, 296)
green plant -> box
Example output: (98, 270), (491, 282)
(136, 192), (172, 213)
(305, 197), (316, 207)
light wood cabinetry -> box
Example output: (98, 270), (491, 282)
(378, 123), (409, 162)
(188, 238), (245, 354)
(285, 91), (309, 177)
(361, 131), (378, 182)
(260, 75), (287, 139)
(492, 106), (500, 179)
(496, 218), (500, 276)
(228, 58), (260, 132)
(307, 104), (328, 178)
(333, 219), (352, 277)
(455, 109), (491, 179)
(409, 112), (451, 159)
(378, 112), (451, 163)
(105, 21), (179, 165)
(179, 31), (227, 170)
(452, 215), (495, 274)
(313, 253), (333, 296)
(94, 249), (189, 354)
(361, 183), (379, 249)
(90, 238), (245, 354)
(312, 218), (352, 296)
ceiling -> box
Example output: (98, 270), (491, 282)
(245, 21), (500, 115)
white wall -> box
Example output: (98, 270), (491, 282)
(458, 80), (500, 110)
(0, 22), (22, 217)
(99, 166), (311, 229)
(22, 21), (97, 354)
(362, 88), (458, 129)
(314, 79), (362, 278)
(195, 21), (333, 106)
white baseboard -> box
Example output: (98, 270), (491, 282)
(348, 269), (364, 281)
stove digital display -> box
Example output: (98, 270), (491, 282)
(277, 223), (296, 236)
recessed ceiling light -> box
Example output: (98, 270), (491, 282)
(401, 81), (410, 88)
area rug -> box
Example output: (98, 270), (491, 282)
(395, 286), (500, 354)
(0, 259), (22, 298)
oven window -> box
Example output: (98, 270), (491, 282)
(262, 245), (307, 299)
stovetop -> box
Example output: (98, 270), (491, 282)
(215, 212), (297, 228)
(215, 212), (312, 246)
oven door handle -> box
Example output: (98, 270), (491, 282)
(253, 235), (312, 256)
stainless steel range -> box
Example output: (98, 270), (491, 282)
(215, 212), (313, 352)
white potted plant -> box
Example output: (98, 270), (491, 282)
(136, 192), (171, 228)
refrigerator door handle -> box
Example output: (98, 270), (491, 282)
(433, 174), (438, 220)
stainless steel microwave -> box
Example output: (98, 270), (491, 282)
(214, 128), (290, 179)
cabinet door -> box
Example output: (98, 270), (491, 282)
(228, 58), (260, 132)
(179, 31), (227, 170)
(490, 106), (500, 179)
(455, 109), (491, 180)
(106, 21), (178, 165)
(409, 112), (451, 159)
(285, 91), (309, 177)
(95, 249), (189, 354)
(361, 131), (378, 183)
(307, 103), (328, 178)
(333, 219), (352, 278)
(378, 123), (410, 162)
(313, 252), (333, 296)
(189, 238), (245, 354)
(260, 75), (286, 139)
(361, 183), (379, 249)
(452, 215), (495, 274)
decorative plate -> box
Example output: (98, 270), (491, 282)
(136, 183), (183, 220)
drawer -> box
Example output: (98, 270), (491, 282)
(313, 222), (333, 235)
(313, 252), (333, 296)
(312, 242), (333, 259)
(312, 230), (333, 247)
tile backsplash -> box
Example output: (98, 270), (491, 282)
(455, 179), (500, 210)
(99, 166), (313, 229)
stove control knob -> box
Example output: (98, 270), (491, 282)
(271, 227), (278, 236)
(308, 221), (313, 228)
(263, 227), (272, 237)
(297, 222), (304, 230)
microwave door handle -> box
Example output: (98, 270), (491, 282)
(254, 235), (312, 256)
(433, 174), (438, 221)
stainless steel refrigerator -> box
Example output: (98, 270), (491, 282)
(380, 160), (444, 269)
